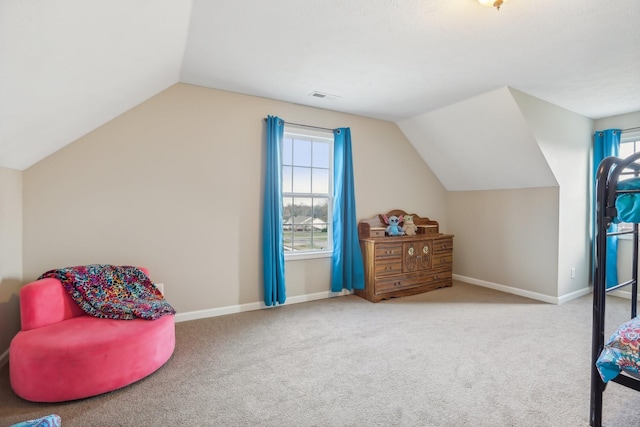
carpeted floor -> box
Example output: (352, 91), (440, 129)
(1, 281), (640, 426)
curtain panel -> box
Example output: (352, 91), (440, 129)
(263, 116), (286, 306)
(331, 128), (365, 292)
(593, 129), (621, 289)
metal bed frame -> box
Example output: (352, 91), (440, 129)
(591, 152), (640, 427)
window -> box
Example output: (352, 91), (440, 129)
(615, 130), (640, 234)
(282, 125), (333, 258)
(619, 138), (640, 160)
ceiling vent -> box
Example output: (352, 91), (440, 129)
(309, 91), (341, 101)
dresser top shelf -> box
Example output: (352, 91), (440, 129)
(358, 209), (445, 239)
(360, 233), (454, 243)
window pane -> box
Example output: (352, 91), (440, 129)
(312, 141), (330, 168)
(282, 138), (293, 165)
(287, 196), (311, 251)
(312, 231), (329, 250)
(310, 198), (329, 251)
(283, 228), (293, 252)
(292, 167), (311, 193)
(293, 139), (312, 167)
(619, 142), (638, 182)
(312, 168), (329, 194)
(292, 197), (312, 219)
(312, 198), (329, 223)
(282, 166), (292, 193)
(620, 142), (634, 159)
(283, 197), (293, 221)
(283, 195), (294, 252)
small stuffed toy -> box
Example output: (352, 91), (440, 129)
(403, 214), (418, 236)
(383, 214), (405, 236)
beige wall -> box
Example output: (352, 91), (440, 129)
(447, 187), (559, 297)
(510, 89), (594, 297)
(435, 89), (592, 301)
(23, 83), (447, 314)
(0, 166), (23, 358)
(594, 111), (640, 132)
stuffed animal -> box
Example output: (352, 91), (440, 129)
(403, 214), (418, 236)
(383, 214), (405, 236)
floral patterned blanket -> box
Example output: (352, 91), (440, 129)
(596, 316), (640, 382)
(38, 264), (176, 320)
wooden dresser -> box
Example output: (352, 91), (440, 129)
(355, 210), (453, 303)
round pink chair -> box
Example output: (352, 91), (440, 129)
(9, 268), (175, 402)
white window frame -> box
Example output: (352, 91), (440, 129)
(282, 125), (334, 261)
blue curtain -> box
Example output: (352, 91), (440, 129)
(593, 129), (621, 289)
(263, 116), (286, 305)
(331, 128), (365, 292)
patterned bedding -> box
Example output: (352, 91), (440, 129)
(596, 316), (640, 382)
(38, 264), (176, 320)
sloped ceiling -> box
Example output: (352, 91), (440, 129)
(397, 87), (558, 191)
(0, 1), (193, 170)
(1, 0), (639, 171)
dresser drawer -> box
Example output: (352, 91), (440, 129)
(432, 254), (453, 269)
(433, 238), (453, 254)
(428, 270), (452, 282)
(375, 243), (403, 259)
(375, 276), (424, 294)
(375, 260), (403, 276)
(375, 271), (453, 295)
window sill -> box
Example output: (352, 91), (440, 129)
(285, 250), (333, 261)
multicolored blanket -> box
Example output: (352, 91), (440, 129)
(38, 264), (176, 320)
(596, 316), (640, 382)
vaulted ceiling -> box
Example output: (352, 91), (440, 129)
(1, 0), (639, 171)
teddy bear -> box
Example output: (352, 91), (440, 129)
(383, 214), (405, 236)
(403, 214), (418, 236)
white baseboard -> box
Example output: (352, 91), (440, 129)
(609, 289), (640, 300)
(0, 348), (8, 369)
(453, 274), (591, 305)
(176, 277), (595, 323)
(175, 289), (353, 323)
(558, 286), (593, 304)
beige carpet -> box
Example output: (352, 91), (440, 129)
(1, 281), (640, 426)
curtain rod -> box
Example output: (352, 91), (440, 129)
(265, 121), (640, 133)
(263, 118), (334, 132)
(596, 127), (640, 136)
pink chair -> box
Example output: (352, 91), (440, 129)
(9, 268), (175, 402)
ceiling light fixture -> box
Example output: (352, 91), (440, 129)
(478, 0), (507, 10)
